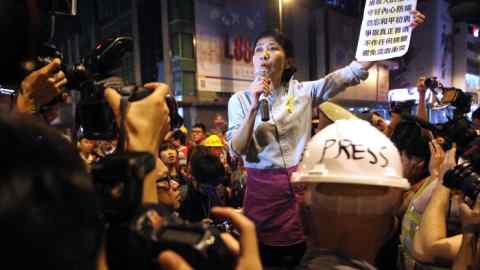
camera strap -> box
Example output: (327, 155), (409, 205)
(117, 96), (129, 153)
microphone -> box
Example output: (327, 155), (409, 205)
(255, 70), (270, 122)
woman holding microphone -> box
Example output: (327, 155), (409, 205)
(226, 11), (425, 268)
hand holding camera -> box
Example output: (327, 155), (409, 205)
(456, 193), (480, 233)
(16, 58), (67, 113)
(428, 138), (446, 179)
(104, 82), (171, 155)
(157, 207), (262, 270)
(444, 162), (480, 203)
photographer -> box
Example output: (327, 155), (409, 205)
(368, 76), (429, 138)
(2, 0), (173, 266)
(1, 2), (67, 119)
(411, 148), (464, 267)
(397, 140), (453, 270)
(0, 2), (105, 269)
(391, 77), (435, 213)
(103, 82), (171, 204)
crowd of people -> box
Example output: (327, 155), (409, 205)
(3, 1), (480, 270)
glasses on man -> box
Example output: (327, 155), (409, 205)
(191, 129), (204, 134)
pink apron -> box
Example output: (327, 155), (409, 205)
(244, 166), (305, 246)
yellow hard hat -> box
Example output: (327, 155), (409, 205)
(318, 101), (358, 122)
(179, 126), (188, 134)
(202, 134), (224, 147)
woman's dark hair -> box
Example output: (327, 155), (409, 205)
(254, 29), (297, 83)
(391, 121), (430, 161)
(391, 120), (431, 181)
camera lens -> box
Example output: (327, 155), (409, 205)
(424, 77), (438, 89)
(443, 162), (480, 201)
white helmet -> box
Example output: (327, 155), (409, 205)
(292, 120), (410, 190)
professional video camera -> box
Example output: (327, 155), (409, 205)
(425, 77), (473, 116)
(402, 114), (477, 153)
(67, 36), (133, 140)
(401, 78), (478, 153)
(24, 36), (183, 140)
(130, 204), (236, 270)
(66, 36), (183, 140)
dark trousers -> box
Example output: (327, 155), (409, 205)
(259, 241), (306, 269)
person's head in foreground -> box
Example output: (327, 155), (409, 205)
(0, 115), (102, 269)
(291, 119), (410, 268)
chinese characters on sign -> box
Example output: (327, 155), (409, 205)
(355, 0), (417, 61)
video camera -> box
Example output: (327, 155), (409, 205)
(400, 78), (478, 153)
(425, 77), (473, 116)
(66, 36), (183, 140)
(20, 36), (183, 140)
(401, 114), (478, 154)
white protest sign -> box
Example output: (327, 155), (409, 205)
(356, 0), (417, 62)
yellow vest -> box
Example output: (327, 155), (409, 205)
(398, 178), (449, 270)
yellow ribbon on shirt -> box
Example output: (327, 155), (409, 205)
(286, 95), (294, 113)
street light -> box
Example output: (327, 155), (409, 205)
(278, 0), (283, 31)
(278, 0), (291, 32)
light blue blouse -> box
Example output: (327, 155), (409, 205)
(226, 61), (369, 169)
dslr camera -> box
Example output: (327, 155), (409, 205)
(444, 161), (480, 202)
(130, 205), (236, 270)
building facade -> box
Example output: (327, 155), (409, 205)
(55, 0), (479, 129)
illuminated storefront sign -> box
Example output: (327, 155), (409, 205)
(195, 0), (266, 92)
